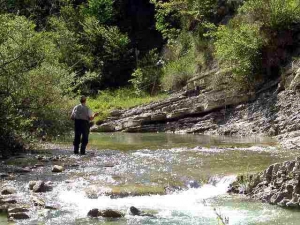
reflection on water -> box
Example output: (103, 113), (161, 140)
(2, 133), (300, 224)
(86, 133), (276, 151)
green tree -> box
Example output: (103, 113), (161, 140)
(83, 0), (114, 24)
(0, 14), (73, 156)
(130, 49), (162, 95)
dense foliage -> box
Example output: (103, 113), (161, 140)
(0, 14), (74, 157)
(1, 0), (300, 157)
(214, 0), (300, 88)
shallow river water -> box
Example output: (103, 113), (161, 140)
(1, 133), (300, 224)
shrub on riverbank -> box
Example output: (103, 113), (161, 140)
(0, 15), (75, 157)
(214, 0), (300, 89)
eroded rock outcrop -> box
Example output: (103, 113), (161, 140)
(228, 157), (300, 208)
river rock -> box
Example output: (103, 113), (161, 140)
(9, 212), (29, 220)
(8, 207), (29, 214)
(88, 209), (124, 218)
(127, 206), (154, 217)
(45, 204), (59, 210)
(100, 209), (123, 218)
(128, 206), (141, 216)
(31, 181), (47, 193)
(52, 165), (64, 173)
(29, 181), (37, 190)
(1, 187), (17, 195)
(0, 197), (17, 205)
(31, 195), (45, 207)
(87, 208), (100, 217)
(0, 173), (10, 178)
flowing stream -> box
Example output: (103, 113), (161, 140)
(1, 133), (300, 224)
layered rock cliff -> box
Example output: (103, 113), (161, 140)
(91, 59), (300, 150)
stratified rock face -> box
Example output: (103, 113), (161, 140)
(91, 90), (255, 134)
(229, 157), (300, 208)
(90, 60), (300, 150)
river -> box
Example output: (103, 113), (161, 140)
(1, 133), (300, 224)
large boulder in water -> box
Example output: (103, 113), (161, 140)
(88, 209), (124, 218)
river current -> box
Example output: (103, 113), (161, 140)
(1, 133), (300, 224)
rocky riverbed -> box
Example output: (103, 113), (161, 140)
(1, 134), (298, 224)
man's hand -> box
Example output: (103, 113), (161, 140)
(89, 112), (99, 121)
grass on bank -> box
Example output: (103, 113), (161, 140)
(89, 88), (167, 122)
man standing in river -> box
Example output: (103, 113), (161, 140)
(71, 96), (98, 155)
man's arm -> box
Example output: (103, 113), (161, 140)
(70, 106), (76, 120)
(88, 109), (99, 121)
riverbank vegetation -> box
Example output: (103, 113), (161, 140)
(89, 88), (167, 121)
(1, 0), (300, 157)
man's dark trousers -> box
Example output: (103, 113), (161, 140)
(73, 119), (90, 155)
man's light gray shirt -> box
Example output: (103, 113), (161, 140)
(71, 104), (93, 121)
